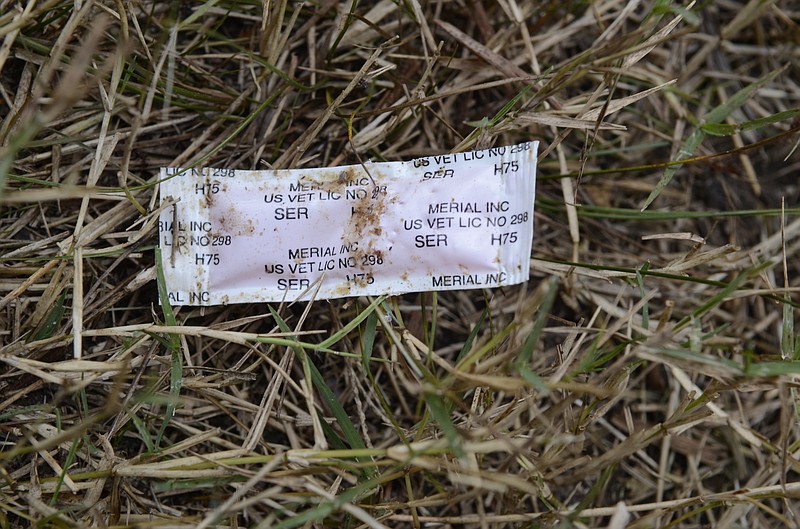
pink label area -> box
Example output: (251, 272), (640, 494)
(158, 142), (538, 305)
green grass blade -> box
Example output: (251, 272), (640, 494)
(318, 295), (386, 350)
(673, 263), (768, 332)
(128, 409), (156, 453)
(319, 420), (348, 451)
(744, 361), (800, 378)
(538, 198), (800, 222)
(426, 292), (438, 352)
(269, 307), (375, 473)
(307, 359), (369, 453)
(154, 248), (178, 331)
(267, 466), (393, 529)
(518, 365), (549, 393)
(455, 307), (487, 364)
(639, 126), (697, 212)
(154, 247), (182, 449)
(33, 291), (66, 340)
(459, 84), (533, 149)
(517, 277), (559, 366)
(515, 277), (559, 393)
(702, 107), (800, 137)
(641, 65), (787, 211)
(703, 67), (787, 124)
(359, 309), (410, 444)
(361, 310), (378, 372)
(455, 316), (515, 371)
(636, 262), (651, 332)
(422, 389), (464, 459)
(325, 0), (359, 62)
(177, 0), (221, 29)
(49, 436), (80, 506)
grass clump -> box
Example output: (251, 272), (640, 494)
(1, 1), (800, 527)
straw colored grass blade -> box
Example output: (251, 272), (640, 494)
(1, 1), (799, 527)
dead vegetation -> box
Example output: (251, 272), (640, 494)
(1, 0), (800, 527)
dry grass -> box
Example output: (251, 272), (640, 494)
(1, 0), (800, 527)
